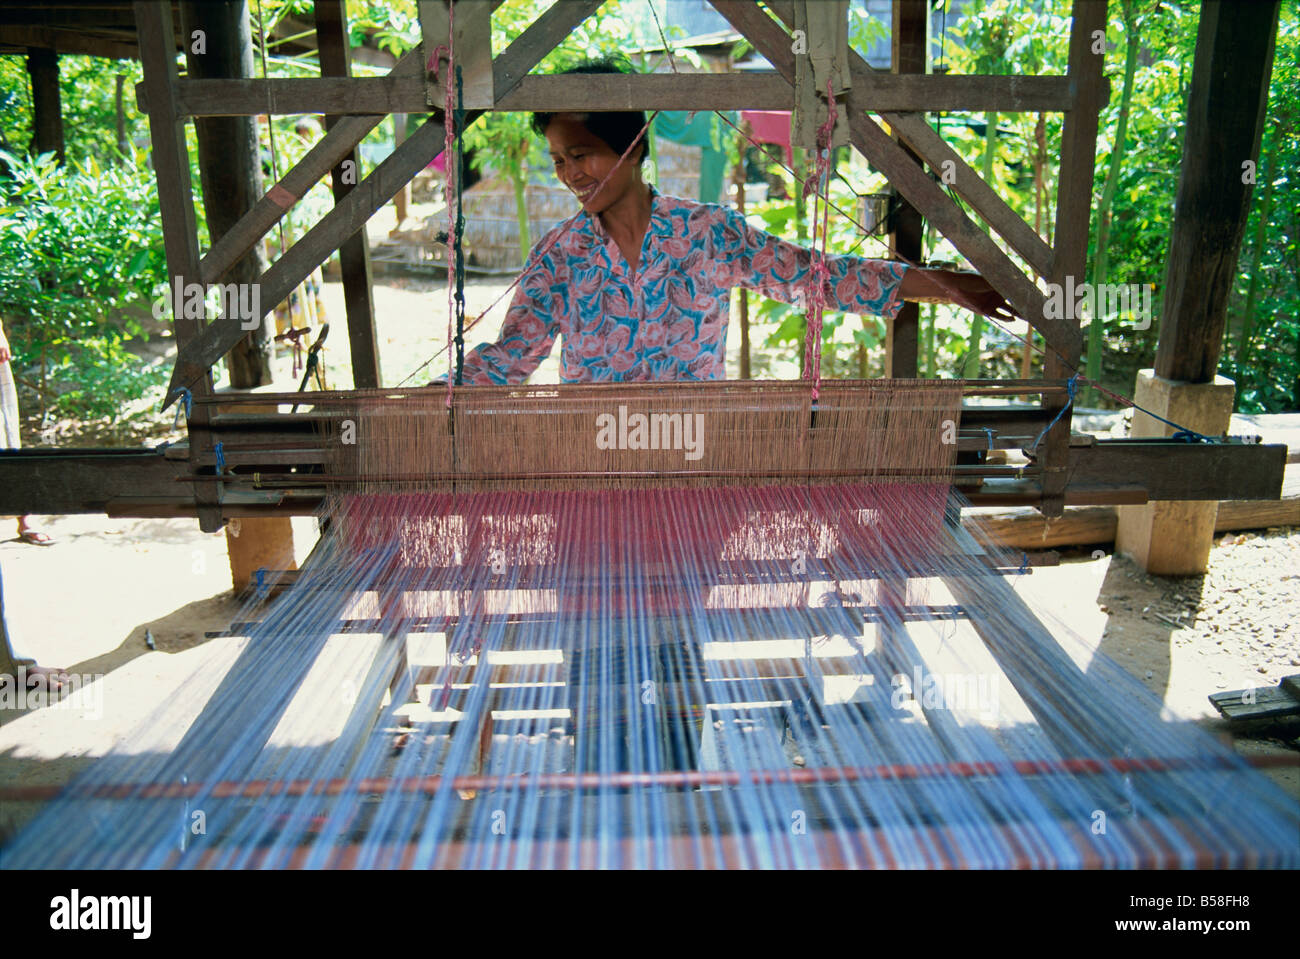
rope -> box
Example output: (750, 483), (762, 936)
(170, 387), (193, 427)
(1031, 373), (1078, 450)
(803, 80), (839, 401)
(443, 1), (456, 408)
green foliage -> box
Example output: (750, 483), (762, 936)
(0, 149), (169, 422)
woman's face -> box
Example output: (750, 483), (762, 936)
(544, 113), (643, 216)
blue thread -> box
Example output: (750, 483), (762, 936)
(255, 567), (267, 599)
(1032, 374), (1078, 449)
(171, 387), (192, 416)
(1018, 552), (1028, 575)
(170, 387), (193, 428)
(214, 442), (226, 473)
(980, 427), (995, 451)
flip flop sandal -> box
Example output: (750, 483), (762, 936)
(18, 530), (55, 546)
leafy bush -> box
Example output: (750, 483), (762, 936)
(0, 148), (169, 423)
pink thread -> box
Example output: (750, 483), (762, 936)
(803, 80), (839, 401)
(445, 2), (456, 409)
(266, 183), (298, 209)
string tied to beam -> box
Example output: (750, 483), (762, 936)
(170, 387), (193, 427)
(802, 79), (840, 402)
(214, 442), (226, 475)
(1031, 372), (1078, 450)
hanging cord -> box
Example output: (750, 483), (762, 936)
(453, 65), (467, 388)
(440, 1), (457, 408)
(254, 0), (307, 339)
(803, 80), (839, 401)
(397, 108), (661, 387)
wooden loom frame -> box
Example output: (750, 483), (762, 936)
(0, 0), (1286, 529)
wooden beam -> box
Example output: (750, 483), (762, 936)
(143, 71), (1076, 117)
(0, 449), (191, 514)
(1069, 439), (1286, 502)
(316, 0), (381, 389)
(167, 0), (606, 401)
(710, 1), (1076, 359)
(133, 0), (223, 532)
(1, 26), (139, 60)
(26, 47), (65, 163)
(1154, 0), (1281, 383)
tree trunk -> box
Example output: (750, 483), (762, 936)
(181, 0), (272, 389)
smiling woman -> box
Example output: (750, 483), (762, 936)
(458, 60), (1016, 385)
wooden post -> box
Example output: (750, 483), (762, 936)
(885, 0), (925, 380)
(26, 47), (64, 164)
(1041, 0), (1107, 518)
(181, 0), (274, 389)
(315, 0), (383, 389)
(134, 0), (224, 533)
(1153, 0), (1280, 384)
(1116, 0), (1280, 575)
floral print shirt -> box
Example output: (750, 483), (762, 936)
(460, 189), (909, 384)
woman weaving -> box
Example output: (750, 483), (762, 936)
(458, 62), (1018, 385)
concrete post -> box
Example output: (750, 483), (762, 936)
(1114, 369), (1235, 574)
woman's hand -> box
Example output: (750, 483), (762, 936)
(0, 329), (11, 364)
(900, 268), (1021, 322)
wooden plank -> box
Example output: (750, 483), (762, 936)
(148, 71), (1076, 117)
(316, 0), (382, 389)
(1068, 440), (1286, 502)
(0, 449), (192, 514)
(0, 26), (139, 60)
(145, 75), (429, 116)
(134, 0), (223, 532)
(710, 1), (1075, 358)
(1154, 0), (1281, 383)
(192, 48), (425, 287)
(167, 0), (605, 402)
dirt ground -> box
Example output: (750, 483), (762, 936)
(2, 263), (1296, 847)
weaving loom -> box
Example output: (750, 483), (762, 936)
(4, 382), (1297, 869)
(1, 0), (1296, 871)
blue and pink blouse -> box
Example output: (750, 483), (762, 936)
(460, 189), (909, 384)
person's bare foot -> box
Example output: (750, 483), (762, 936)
(16, 517), (55, 547)
(8, 661), (70, 692)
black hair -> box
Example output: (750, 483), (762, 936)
(530, 59), (650, 165)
